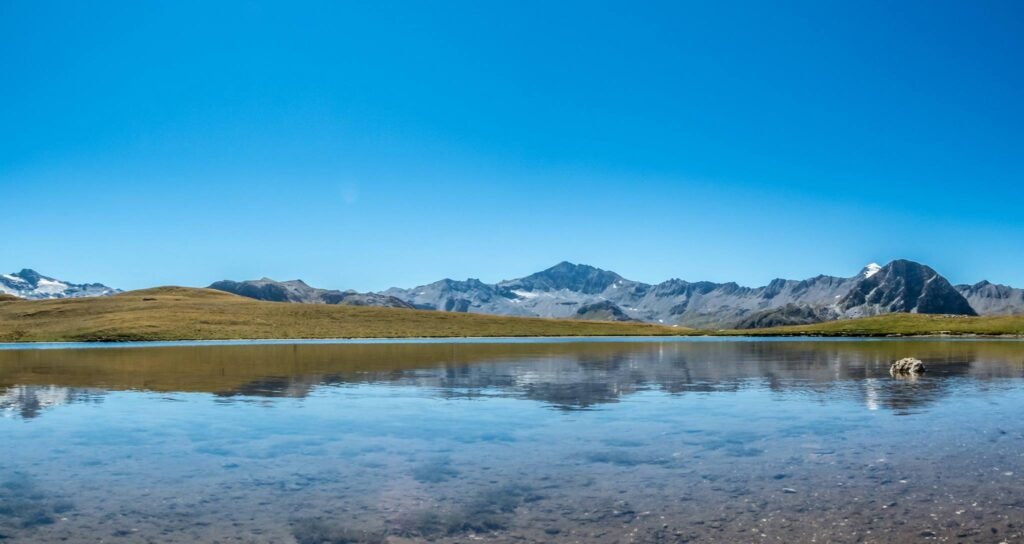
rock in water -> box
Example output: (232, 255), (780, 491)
(890, 357), (926, 376)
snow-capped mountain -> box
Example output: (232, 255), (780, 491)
(0, 269), (120, 300)
(836, 260), (976, 318)
(7, 262), (1018, 328)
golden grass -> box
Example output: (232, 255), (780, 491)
(0, 287), (693, 342)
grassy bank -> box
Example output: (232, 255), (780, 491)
(2, 288), (1023, 343)
(728, 313), (1024, 337)
(0, 287), (692, 342)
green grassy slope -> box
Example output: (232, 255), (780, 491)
(727, 312), (1024, 337)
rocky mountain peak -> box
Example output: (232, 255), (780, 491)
(838, 260), (976, 317)
(501, 261), (624, 295)
(15, 269), (43, 284)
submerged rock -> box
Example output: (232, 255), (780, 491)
(890, 357), (926, 376)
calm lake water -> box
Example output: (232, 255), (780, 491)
(1, 339), (1023, 543)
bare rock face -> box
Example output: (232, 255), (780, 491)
(955, 280), (1024, 316)
(209, 278), (412, 309)
(733, 303), (836, 329)
(890, 357), (926, 376)
(838, 260), (976, 318)
(574, 300), (637, 322)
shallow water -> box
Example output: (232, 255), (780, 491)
(1, 339), (1023, 543)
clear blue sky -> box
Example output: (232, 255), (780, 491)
(2, 1), (1022, 291)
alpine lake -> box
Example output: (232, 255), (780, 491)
(1, 338), (1023, 543)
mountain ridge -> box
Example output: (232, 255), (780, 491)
(8, 261), (1022, 328)
(0, 269), (120, 300)
(384, 260), (1001, 328)
(209, 278), (412, 308)
(955, 281), (1024, 316)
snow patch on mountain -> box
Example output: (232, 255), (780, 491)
(511, 289), (540, 299)
(34, 278), (71, 295)
(0, 269), (120, 300)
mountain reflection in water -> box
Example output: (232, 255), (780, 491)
(2, 339), (1023, 418)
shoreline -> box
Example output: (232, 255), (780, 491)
(2, 333), (1023, 350)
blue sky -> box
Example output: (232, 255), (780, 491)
(2, 1), (1022, 291)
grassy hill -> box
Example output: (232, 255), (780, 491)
(728, 312), (1024, 337)
(2, 289), (1022, 343)
(0, 287), (692, 342)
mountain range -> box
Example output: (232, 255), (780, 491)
(382, 259), (1009, 328)
(5, 261), (1023, 329)
(0, 269), (120, 300)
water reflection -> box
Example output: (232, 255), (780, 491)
(2, 340), (1022, 417)
(1, 340), (1023, 543)
(0, 385), (105, 419)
